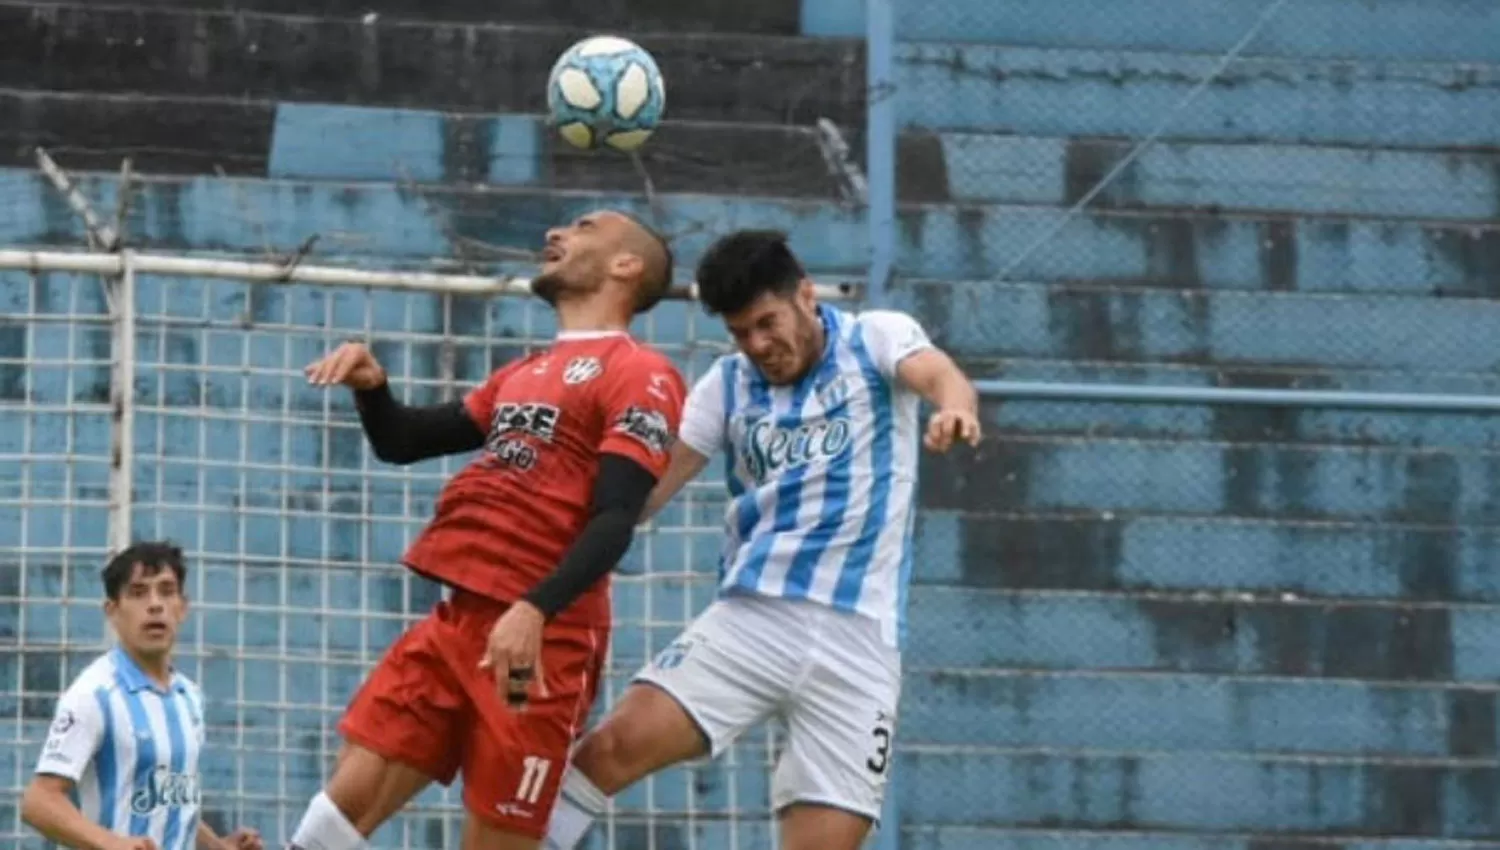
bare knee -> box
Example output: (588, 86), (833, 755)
(324, 744), (433, 835)
(778, 803), (873, 850)
(459, 815), (540, 850)
(572, 685), (707, 794)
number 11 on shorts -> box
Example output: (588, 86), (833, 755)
(515, 755), (552, 804)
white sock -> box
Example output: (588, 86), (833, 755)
(544, 768), (609, 849)
(289, 791), (368, 850)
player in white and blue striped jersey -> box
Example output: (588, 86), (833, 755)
(546, 230), (979, 850)
(21, 542), (262, 850)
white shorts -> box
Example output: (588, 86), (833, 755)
(632, 592), (902, 822)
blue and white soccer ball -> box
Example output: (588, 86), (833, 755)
(547, 35), (666, 152)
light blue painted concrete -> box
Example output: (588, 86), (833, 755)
(898, 44), (1500, 148)
(896, 280), (1500, 371)
(806, 0), (1500, 65)
(896, 749), (1500, 835)
(7, 172), (1500, 296)
(269, 104), (542, 184)
(935, 134), (1500, 220)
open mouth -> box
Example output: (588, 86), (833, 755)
(541, 246), (564, 263)
(143, 623), (168, 637)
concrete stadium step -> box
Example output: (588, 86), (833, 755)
(901, 585), (1499, 683)
(898, 832), (1497, 850)
(0, 91), (846, 197)
(6, 170), (1500, 297)
(895, 669), (1500, 757)
(895, 43), (1500, 148)
(919, 435), (1500, 525)
(894, 748), (1500, 837)
(0, 89), (273, 175)
(891, 279), (1500, 374)
(267, 103), (846, 198)
(110, 0), (805, 34)
(908, 510), (1500, 602)
(901, 131), (1500, 220)
(0, 3), (865, 126)
(805, 0), (1500, 64)
(973, 389), (1500, 451)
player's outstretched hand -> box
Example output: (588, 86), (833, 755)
(924, 408), (982, 453)
(224, 827), (263, 850)
(479, 600), (550, 709)
(303, 342), (387, 391)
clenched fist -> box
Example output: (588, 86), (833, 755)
(304, 342), (387, 391)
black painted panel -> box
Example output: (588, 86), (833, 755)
(0, 90), (272, 175)
(0, 5), (865, 126)
(111, 0), (804, 34)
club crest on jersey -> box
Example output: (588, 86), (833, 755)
(817, 376), (852, 409)
(741, 415), (852, 484)
(563, 357), (603, 385)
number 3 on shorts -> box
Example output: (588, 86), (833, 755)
(514, 755), (552, 804)
(866, 717), (893, 775)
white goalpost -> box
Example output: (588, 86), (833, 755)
(0, 151), (856, 850)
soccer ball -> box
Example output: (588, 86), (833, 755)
(547, 35), (665, 152)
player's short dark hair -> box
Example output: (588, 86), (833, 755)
(624, 213), (675, 315)
(102, 541), (186, 601)
(694, 230), (805, 316)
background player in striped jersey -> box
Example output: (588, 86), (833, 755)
(21, 542), (263, 850)
(545, 230), (980, 850)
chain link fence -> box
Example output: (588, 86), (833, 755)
(878, 0), (1500, 845)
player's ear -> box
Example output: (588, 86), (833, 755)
(610, 251), (646, 281)
(796, 278), (817, 313)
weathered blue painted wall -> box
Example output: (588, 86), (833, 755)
(3, 0), (1500, 847)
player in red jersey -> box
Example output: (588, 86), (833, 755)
(286, 210), (687, 850)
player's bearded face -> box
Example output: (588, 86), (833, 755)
(534, 216), (616, 305)
(729, 290), (824, 385)
(105, 565), (187, 659)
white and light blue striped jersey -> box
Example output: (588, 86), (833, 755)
(678, 305), (933, 648)
(35, 648), (206, 850)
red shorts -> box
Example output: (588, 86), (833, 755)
(338, 591), (609, 837)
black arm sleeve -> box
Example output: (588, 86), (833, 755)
(522, 453), (658, 619)
(354, 381), (487, 466)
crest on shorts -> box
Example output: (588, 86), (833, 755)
(563, 357), (603, 385)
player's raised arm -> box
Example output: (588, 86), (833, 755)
(639, 362), (726, 521)
(22, 693), (146, 850)
(863, 310), (981, 452)
(305, 341), (487, 465)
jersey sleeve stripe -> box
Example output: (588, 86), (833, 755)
(93, 688), (119, 829)
(832, 329), (896, 611)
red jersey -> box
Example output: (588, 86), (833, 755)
(402, 331), (686, 626)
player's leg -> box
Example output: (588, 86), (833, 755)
(773, 608), (903, 850)
(455, 618), (613, 850)
(289, 608), (466, 849)
(545, 596), (803, 849)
